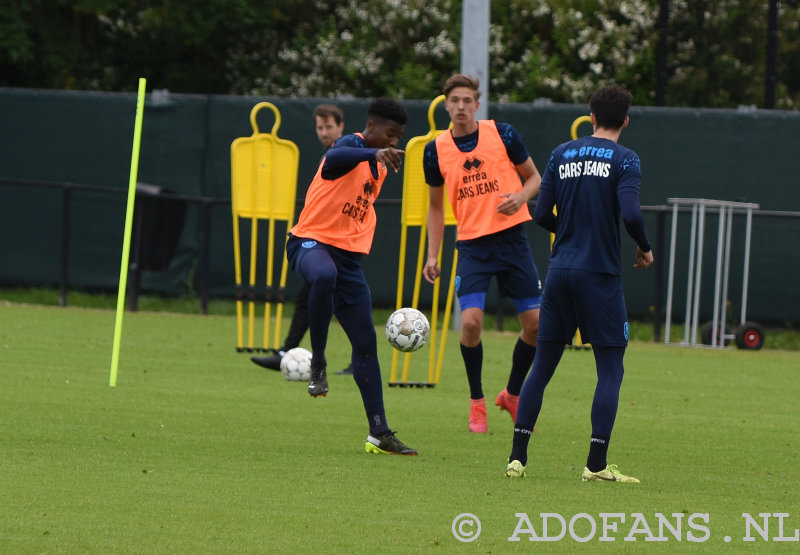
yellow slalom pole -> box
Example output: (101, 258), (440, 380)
(248, 215), (258, 351)
(423, 246), (443, 384)
(389, 219), (409, 383)
(232, 214), (244, 350)
(247, 139), (259, 351)
(263, 216), (275, 350)
(400, 218), (429, 384)
(109, 77), (147, 387)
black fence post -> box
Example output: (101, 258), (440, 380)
(59, 185), (72, 307)
(126, 201), (145, 312)
(199, 199), (213, 315)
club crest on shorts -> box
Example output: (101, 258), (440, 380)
(624, 321), (629, 340)
(301, 240), (317, 249)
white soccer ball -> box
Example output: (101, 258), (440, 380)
(280, 347), (312, 381)
(385, 308), (430, 352)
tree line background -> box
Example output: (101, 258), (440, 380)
(1, 0), (798, 109)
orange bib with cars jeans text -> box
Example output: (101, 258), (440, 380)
(291, 134), (387, 254)
(435, 120), (531, 241)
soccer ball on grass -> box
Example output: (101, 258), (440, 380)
(280, 347), (312, 381)
(385, 308), (430, 352)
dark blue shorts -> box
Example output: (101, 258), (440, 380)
(286, 235), (371, 307)
(537, 267), (629, 347)
(455, 224), (542, 313)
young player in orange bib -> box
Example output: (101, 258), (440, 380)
(287, 98), (417, 455)
(422, 74), (544, 433)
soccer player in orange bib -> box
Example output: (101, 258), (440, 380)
(422, 74), (544, 434)
(287, 98), (417, 456)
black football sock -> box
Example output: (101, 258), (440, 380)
(460, 342), (484, 399)
(509, 425), (534, 467)
(282, 281), (311, 350)
(507, 338), (536, 395)
(586, 435), (611, 472)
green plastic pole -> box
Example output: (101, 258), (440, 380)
(109, 78), (147, 387)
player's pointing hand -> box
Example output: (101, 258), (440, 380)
(376, 148), (405, 173)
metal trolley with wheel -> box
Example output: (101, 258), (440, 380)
(664, 198), (764, 350)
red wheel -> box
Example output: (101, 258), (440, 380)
(735, 322), (764, 350)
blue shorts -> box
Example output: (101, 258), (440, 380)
(455, 224), (542, 313)
(286, 235), (371, 307)
(537, 267), (629, 347)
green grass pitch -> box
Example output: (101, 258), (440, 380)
(1, 301), (797, 553)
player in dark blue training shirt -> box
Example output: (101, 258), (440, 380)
(505, 85), (654, 482)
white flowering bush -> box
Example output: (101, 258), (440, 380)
(3, 0), (796, 108)
(240, 0), (460, 99)
(489, 0), (656, 104)
(236, 0), (797, 109)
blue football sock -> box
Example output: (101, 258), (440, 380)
(514, 340), (564, 428)
(509, 341), (564, 465)
(590, 346), (625, 438)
